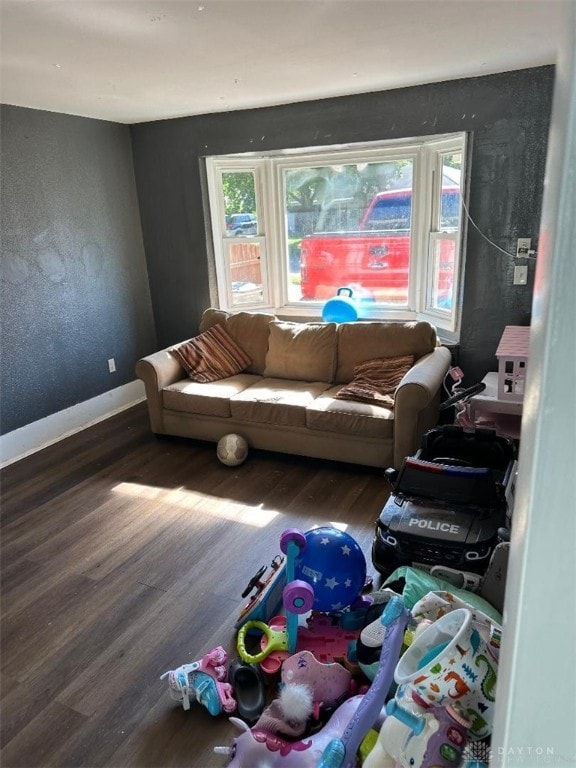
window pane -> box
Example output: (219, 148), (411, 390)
(440, 153), (462, 230)
(222, 172), (258, 236)
(429, 236), (456, 311)
(227, 241), (264, 306)
(283, 159), (413, 305)
(207, 133), (466, 331)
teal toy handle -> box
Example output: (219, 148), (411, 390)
(280, 528), (307, 653)
(385, 699), (426, 735)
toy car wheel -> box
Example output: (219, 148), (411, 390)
(280, 528), (306, 555)
(283, 579), (314, 614)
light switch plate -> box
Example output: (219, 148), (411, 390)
(514, 265), (528, 285)
(516, 238), (531, 258)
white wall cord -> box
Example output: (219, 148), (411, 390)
(459, 193), (537, 261)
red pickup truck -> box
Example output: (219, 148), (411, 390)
(300, 188), (458, 306)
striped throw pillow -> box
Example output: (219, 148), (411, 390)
(170, 324), (252, 383)
(335, 355), (414, 407)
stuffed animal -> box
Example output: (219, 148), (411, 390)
(214, 694), (364, 768)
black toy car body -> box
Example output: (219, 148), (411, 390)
(372, 426), (516, 577)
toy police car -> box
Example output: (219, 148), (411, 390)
(372, 426), (516, 577)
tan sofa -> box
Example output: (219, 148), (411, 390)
(136, 309), (452, 469)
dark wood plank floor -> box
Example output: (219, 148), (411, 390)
(0, 404), (391, 767)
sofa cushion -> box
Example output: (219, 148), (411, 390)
(199, 308), (229, 332)
(230, 378), (331, 428)
(335, 355), (414, 407)
(163, 374), (262, 418)
(335, 321), (436, 384)
(170, 324), (251, 383)
(264, 321), (337, 382)
(306, 386), (395, 439)
(226, 311), (276, 375)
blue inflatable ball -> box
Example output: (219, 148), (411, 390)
(322, 297), (358, 323)
(321, 287), (358, 323)
(294, 527), (366, 612)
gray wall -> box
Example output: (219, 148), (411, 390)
(0, 106), (157, 435)
(0, 66), (554, 436)
(131, 66), (554, 384)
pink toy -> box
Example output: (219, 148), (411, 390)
(252, 612), (362, 676)
(238, 611), (362, 677)
(496, 325), (530, 401)
(160, 645), (236, 715)
(281, 650), (352, 718)
(296, 613), (361, 667)
(213, 695), (364, 767)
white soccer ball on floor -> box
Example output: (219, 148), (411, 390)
(217, 433), (249, 466)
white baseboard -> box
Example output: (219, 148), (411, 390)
(0, 380), (146, 468)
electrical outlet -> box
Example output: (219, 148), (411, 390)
(108, 358), (116, 373)
(514, 265), (528, 285)
(448, 366), (464, 381)
(516, 238), (531, 258)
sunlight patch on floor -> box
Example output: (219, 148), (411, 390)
(111, 482), (279, 527)
(326, 521), (349, 531)
(111, 481), (165, 499)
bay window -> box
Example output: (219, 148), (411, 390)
(205, 132), (467, 334)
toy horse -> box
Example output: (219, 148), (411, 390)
(214, 695), (364, 768)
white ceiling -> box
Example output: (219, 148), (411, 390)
(0, 0), (571, 125)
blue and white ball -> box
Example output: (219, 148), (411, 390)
(294, 526), (366, 612)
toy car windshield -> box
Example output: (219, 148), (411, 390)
(394, 458), (500, 507)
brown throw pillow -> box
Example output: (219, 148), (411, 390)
(170, 324), (251, 383)
(335, 355), (414, 407)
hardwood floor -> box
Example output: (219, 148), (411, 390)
(0, 404), (391, 767)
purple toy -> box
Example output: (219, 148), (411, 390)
(318, 595), (411, 768)
(213, 695), (364, 767)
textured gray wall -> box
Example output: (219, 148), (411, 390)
(131, 66), (553, 384)
(0, 68), (553, 437)
(0, 106), (157, 434)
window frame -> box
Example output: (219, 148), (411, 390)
(205, 133), (467, 335)
(421, 136), (467, 332)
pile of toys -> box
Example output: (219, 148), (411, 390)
(160, 523), (502, 768)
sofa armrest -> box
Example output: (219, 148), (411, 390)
(135, 349), (185, 433)
(393, 346), (452, 468)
